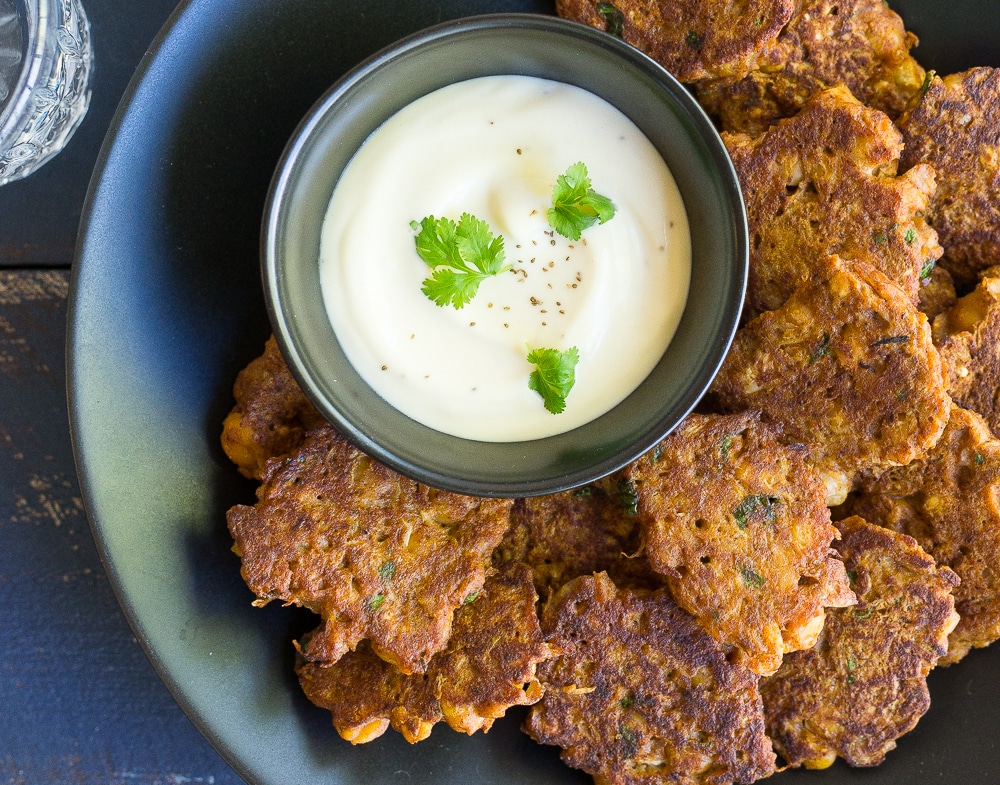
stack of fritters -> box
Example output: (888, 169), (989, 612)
(622, 412), (854, 676)
(851, 404), (1000, 664)
(220, 325), (962, 780)
(227, 425), (512, 673)
(695, 0), (925, 136)
(223, 339), (562, 746)
(761, 516), (959, 769)
(722, 85), (940, 317)
(298, 561), (550, 744)
(710, 256), (950, 506)
(526, 572), (777, 785)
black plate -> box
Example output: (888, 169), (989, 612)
(68, 1), (1000, 783)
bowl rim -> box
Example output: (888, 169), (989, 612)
(262, 12), (748, 497)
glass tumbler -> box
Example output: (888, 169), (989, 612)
(0, 0), (92, 185)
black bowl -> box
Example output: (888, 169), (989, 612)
(263, 13), (747, 497)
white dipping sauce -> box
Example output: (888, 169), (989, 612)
(320, 75), (690, 442)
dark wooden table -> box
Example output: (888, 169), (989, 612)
(0, 1), (244, 780)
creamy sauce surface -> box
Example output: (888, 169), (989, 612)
(320, 75), (690, 441)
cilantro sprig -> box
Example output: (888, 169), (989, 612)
(411, 213), (510, 309)
(527, 346), (579, 414)
(548, 162), (616, 240)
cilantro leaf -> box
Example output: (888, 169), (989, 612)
(412, 213), (509, 308)
(547, 162), (616, 240)
(411, 215), (459, 268)
(527, 345), (580, 414)
(421, 266), (487, 310)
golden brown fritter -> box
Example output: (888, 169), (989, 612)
(623, 412), (854, 677)
(227, 425), (512, 674)
(723, 85), (941, 317)
(918, 262), (957, 321)
(852, 404), (1000, 664)
(710, 255), (950, 505)
(493, 483), (660, 604)
(897, 68), (1000, 287)
(696, 0), (925, 136)
(933, 273), (1000, 434)
(761, 516), (959, 769)
(554, 0), (794, 82)
(297, 562), (550, 744)
(221, 335), (325, 480)
(525, 572), (776, 785)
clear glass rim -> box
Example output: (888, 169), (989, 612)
(0, 0), (54, 137)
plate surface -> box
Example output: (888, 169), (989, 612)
(68, 1), (1000, 784)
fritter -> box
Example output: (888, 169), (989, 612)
(696, 0), (925, 136)
(226, 425), (512, 674)
(710, 255), (950, 506)
(493, 483), (660, 604)
(297, 562), (550, 744)
(932, 272), (1000, 435)
(897, 68), (1000, 287)
(525, 572), (776, 785)
(554, 0), (794, 83)
(918, 263), (957, 321)
(623, 412), (854, 677)
(221, 335), (325, 480)
(852, 403), (1000, 664)
(723, 84), (941, 317)
(761, 515), (959, 769)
